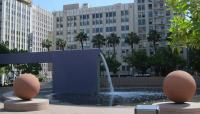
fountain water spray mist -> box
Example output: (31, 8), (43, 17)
(100, 53), (114, 92)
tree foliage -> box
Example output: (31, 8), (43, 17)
(166, 0), (200, 49)
(189, 48), (200, 73)
(105, 54), (121, 74)
(0, 42), (10, 69)
(107, 33), (120, 55)
(42, 39), (52, 51)
(147, 30), (161, 53)
(92, 34), (106, 50)
(9, 49), (42, 76)
(56, 38), (66, 51)
(149, 47), (186, 76)
(125, 50), (149, 74)
(75, 32), (88, 50)
(125, 32), (140, 54)
(0, 42), (9, 54)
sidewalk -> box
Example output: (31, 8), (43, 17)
(0, 103), (134, 114)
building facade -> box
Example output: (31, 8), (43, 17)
(134, 0), (172, 55)
(0, 0), (31, 50)
(0, 0), (53, 80)
(52, 1), (173, 76)
(31, 5), (53, 79)
(31, 5), (53, 52)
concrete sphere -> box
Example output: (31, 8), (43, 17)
(13, 74), (40, 100)
(163, 70), (196, 103)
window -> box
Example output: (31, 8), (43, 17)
(56, 31), (59, 35)
(122, 66), (126, 71)
(106, 12), (116, 17)
(96, 14), (99, 18)
(121, 11), (124, 16)
(106, 26), (116, 32)
(138, 0), (145, 3)
(121, 10), (129, 16)
(154, 11), (158, 16)
(100, 13), (103, 18)
(138, 5), (145, 11)
(148, 4), (152, 10)
(109, 12), (112, 17)
(125, 10), (128, 15)
(56, 17), (59, 22)
(93, 28), (103, 33)
(138, 19), (146, 25)
(142, 5), (145, 10)
(149, 18), (153, 24)
(100, 28), (103, 32)
(80, 15), (89, 20)
(149, 11), (153, 17)
(121, 25), (129, 31)
(138, 12), (145, 18)
(113, 12), (116, 17)
(166, 10), (170, 16)
(126, 25), (129, 31)
(60, 24), (63, 28)
(92, 14), (95, 18)
(121, 26), (125, 31)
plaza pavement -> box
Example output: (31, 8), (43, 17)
(0, 103), (134, 114)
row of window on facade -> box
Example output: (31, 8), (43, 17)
(138, 17), (171, 26)
(56, 25), (129, 35)
(137, 0), (152, 3)
(138, 2), (165, 11)
(138, 25), (166, 34)
(57, 18), (129, 28)
(56, 10), (129, 22)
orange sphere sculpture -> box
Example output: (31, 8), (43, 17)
(13, 73), (40, 100)
(163, 70), (196, 103)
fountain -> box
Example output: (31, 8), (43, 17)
(100, 53), (114, 92)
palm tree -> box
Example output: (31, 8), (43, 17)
(56, 38), (66, 51)
(125, 32), (140, 55)
(107, 33), (120, 55)
(75, 32), (88, 50)
(147, 30), (161, 53)
(92, 34), (106, 50)
(42, 39), (52, 51)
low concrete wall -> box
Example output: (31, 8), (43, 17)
(100, 76), (200, 88)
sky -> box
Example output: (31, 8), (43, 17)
(32, 0), (134, 11)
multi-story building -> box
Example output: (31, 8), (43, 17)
(31, 5), (53, 52)
(52, 1), (173, 76)
(31, 5), (53, 79)
(134, 0), (172, 55)
(0, 0), (31, 50)
(0, 0), (53, 80)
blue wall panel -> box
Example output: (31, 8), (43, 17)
(0, 49), (100, 95)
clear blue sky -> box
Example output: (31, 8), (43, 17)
(32, 0), (134, 11)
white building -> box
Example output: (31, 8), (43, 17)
(52, 1), (173, 76)
(0, 0), (53, 80)
(31, 5), (53, 80)
(134, 0), (172, 55)
(0, 0), (31, 50)
(31, 5), (53, 52)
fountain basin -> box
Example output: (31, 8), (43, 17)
(49, 91), (164, 106)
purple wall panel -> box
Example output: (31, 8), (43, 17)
(0, 49), (100, 95)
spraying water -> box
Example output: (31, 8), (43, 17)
(100, 53), (114, 92)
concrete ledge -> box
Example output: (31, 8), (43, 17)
(4, 99), (49, 112)
(153, 102), (200, 114)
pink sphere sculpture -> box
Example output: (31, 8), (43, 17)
(13, 73), (40, 100)
(163, 70), (196, 103)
